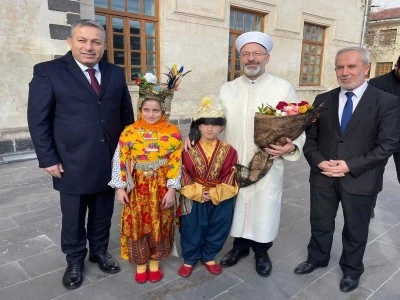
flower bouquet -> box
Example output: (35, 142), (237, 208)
(235, 100), (323, 188)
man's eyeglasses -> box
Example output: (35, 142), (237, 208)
(240, 52), (268, 59)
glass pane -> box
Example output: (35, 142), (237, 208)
(145, 68), (156, 74)
(309, 65), (314, 73)
(311, 27), (317, 41)
(317, 46), (322, 55)
(111, 0), (124, 11)
(304, 25), (311, 40)
(316, 56), (321, 64)
(304, 44), (309, 53)
(310, 56), (315, 63)
(94, 0), (108, 8)
(314, 76), (319, 84)
(95, 15), (107, 31)
(128, 0), (140, 13)
(144, 0), (155, 16)
(303, 65), (308, 73)
(113, 34), (124, 49)
(308, 75), (313, 83)
(112, 18), (124, 33)
(254, 16), (262, 31)
(317, 27), (323, 42)
(114, 51), (125, 65)
(237, 12), (244, 30)
(311, 45), (316, 55)
(301, 76), (307, 83)
(245, 14), (252, 31)
(229, 34), (232, 47)
(130, 36), (140, 50)
(130, 20), (140, 35)
(131, 52), (141, 65)
(131, 68), (141, 80)
(146, 38), (155, 51)
(315, 65), (320, 75)
(303, 55), (309, 63)
(146, 53), (155, 66)
(102, 50), (108, 61)
(230, 11), (234, 29)
(146, 22), (155, 36)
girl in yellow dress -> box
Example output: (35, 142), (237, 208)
(109, 71), (183, 283)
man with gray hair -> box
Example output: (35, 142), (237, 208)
(28, 19), (134, 289)
(294, 47), (400, 293)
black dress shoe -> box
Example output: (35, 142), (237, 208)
(220, 247), (250, 268)
(62, 264), (84, 289)
(255, 252), (272, 277)
(340, 275), (359, 293)
(89, 252), (120, 274)
(294, 261), (328, 274)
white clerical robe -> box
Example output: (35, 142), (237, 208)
(219, 72), (305, 243)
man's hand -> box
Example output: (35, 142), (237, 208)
(264, 138), (296, 159)
(44, 163), (64, 178)
(116, 188), (129, 205)
(318, 160), (349, 177)
(184, 136), (195, 152)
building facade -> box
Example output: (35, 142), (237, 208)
(0, 0), (367, 155)
(367, 7), (400, 77)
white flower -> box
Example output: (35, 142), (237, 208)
(144, 73), (157, 84)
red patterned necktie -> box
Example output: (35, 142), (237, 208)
(86, 68), (100, 96)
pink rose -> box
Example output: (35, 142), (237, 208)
(283, 105), (299, 115)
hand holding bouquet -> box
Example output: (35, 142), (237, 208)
(235, 100), (323, 188)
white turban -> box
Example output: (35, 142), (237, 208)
(235, 31), (273, 53)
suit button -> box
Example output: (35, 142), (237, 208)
(97, 101), (101, 104)
(101, 120), (105, 123)
(100, 139), (105, 142)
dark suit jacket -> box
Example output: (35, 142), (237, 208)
(304, 85), (400, 195)
(28, 52), (134, 194)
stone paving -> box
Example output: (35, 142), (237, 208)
(0, 156), (400, 300)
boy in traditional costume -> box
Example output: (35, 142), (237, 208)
(177, 98), (239, 277)
(109, 70), (185, 283)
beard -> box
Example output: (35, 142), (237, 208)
(243, 65), (262, 77)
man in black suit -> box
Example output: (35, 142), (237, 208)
(293, 47), (400, 293)
(28, 19), (134, 289)
(369, 54), (400, 193)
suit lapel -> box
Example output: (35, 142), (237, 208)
(328, 89), (341, 136)
(343, 85), (375, 135)
(62, 52), (100, 98)
(99, 60), (111, 98)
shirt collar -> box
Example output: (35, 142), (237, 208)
(74, 58), (100, 73)
(243, 71), (268, 84)
(340, 80), (368, 98)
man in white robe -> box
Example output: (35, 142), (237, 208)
(218, 31), (305, 277)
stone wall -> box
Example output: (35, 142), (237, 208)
(0, 0), (367, 155)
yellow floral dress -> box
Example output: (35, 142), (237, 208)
(110, 113), (182, 265)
